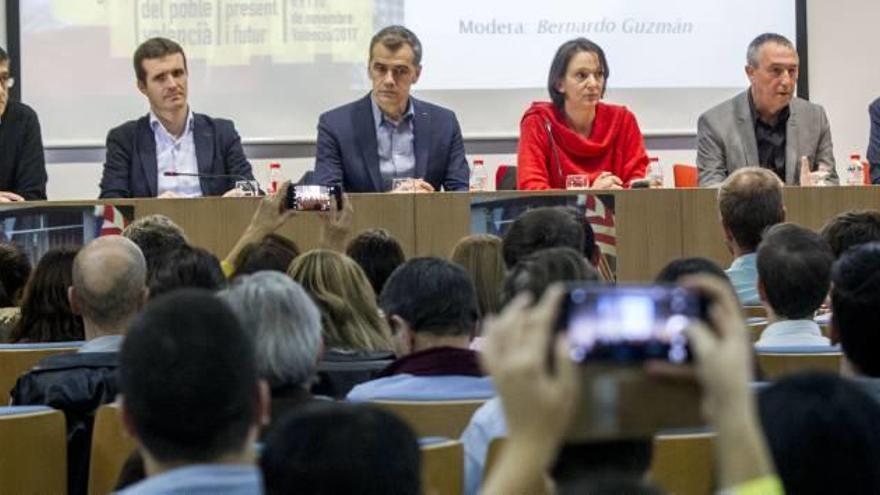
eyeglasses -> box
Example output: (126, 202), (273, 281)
(0, 76), (14, 90)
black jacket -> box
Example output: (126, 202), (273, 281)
(11, 352), (119, 495)
(311, 349), (394, 399)
(0, 101), (47, 200)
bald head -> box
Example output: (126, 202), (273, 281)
(72, 236), (147, 331)
(718, 167), (785, 252)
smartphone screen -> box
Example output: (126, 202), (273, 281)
(285, 185), (343, 211)
(559, 285), (706, 364)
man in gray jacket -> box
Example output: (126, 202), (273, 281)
(697, 33), (836, 186)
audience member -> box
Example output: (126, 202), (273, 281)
(480, 277), (780, 494)
(116, 289), (268, 494)
(11, 236), (147, 495)
(450, 234), (505, 317)
(347, 257), (492, 401)
(219, 272), (323, 424)
(655, 256), (729, 285)
(288, 249), (394, 398)
(122, 214), (187, 275)
(502, 206), (585, 268)
(820, 209), (880, 258)
(261, 403), (420, 495)
(830, 242), (880, 398)
(232, 234), (300, 277)
(9, 246), (84, 342)
(0, 242), (31, 340)
(147, 244), (226, 299)
(717, 167), (785, 304)
(754, 224), (832, 347)
(464, 245), (599, 493)
(346, 228), (406, 296)
(867, 98), (880, 183)
(759, 373), (880, 494)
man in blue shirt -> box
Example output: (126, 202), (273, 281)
(116, 290), (268, 495)
(347, 258), (493, 401)
(313, 26), (470, 193)
(717, 167), (785, 305)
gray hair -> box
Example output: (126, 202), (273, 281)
(219, 271), (322, 389)
(369, 25), (423, 67)
(747, 33), (796, 67)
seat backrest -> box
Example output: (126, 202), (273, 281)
(748, 320), (769, 343)
(757, 351), (842, 380)
(0, 345), (80, 401)
(650, 432), (715, 495)
(372, 399), (487, 438)
(673, 164), (698, 188)
(0, 406), (67, 493)
(742, 305), (767, 318)
(421, 439), (464, 495)
(483, 437), (506, 487)
(88, 403), (138, 495)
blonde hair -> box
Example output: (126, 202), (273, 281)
(450, 234), (506, 317)
(288, 249), (392, 352)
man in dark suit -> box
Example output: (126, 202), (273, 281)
(0, 46), (47, 201)
(313, 26), (470, 193)
(99, 38), (254, 199)
(868, 98), (880, 183)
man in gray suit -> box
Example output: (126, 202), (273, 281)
(697, 33), (836, 186)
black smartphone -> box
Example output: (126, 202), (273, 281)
(285, 185), (343, 211)
(557, 284), (708, 364)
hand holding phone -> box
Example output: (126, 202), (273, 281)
(285, 184), (344, 211)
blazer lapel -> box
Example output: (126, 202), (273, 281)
(412, 98), (430, 180)
(353, 96), (382, 191)
(193, 114), (216, 194)
(734, 91), (759, 169)
(137, 118), (158, 197)
(785, 104), (800, 184)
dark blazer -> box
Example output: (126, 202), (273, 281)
(868, 98), (880, 183)
(0, 101), (47, 200)
(98, 113), (255, 198)
(313, 94), (470, 192)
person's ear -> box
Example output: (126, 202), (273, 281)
(137, 79), (147, 96)
(119, 396), (140, 440)
(138, 287), (150, 310)
(256, 380), (271, 428)
(412, 65), (421, 85)
(390, 315), (415, 354)
(67, 286), (82, 316)
(757, 277), (768, 304)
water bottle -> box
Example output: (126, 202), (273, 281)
(647, 156), (663, 186)
(848, 154), (864, 186)
(470, 159), (488, 191)
(268, 162), (282, 194)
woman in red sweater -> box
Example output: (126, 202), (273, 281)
(517, 38), (649, 190)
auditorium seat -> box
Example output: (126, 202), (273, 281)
(421, 439), (464, 495)
(673, 164), (699, 188)
(88, 403), (137, 495)
(651, 431), (715, 495)
(0, 341), (83, 401)
(0, 406), (67, 493)
(372, 399), (487, 438)
(756, 347), (842, 379)
(742, 306), (767, 318)
(747, 318), (769, 343)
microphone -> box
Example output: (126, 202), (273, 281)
(163, 171), (261, 194)
(543, 118), (564, 187)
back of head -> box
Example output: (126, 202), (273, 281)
(501, 247), (599, 307)
(288, 249), (390, 352)
(345, 229), (406, 296)
(261, 403), (420, 495)
(12, 246), (84, 342)
(0, 242), (31, 306)
(233, 234), (300, 277)
(831, 242), (880, 376)
(655, 256), (728, 285)
(717, 167), (784, 252)
(757, 223), (833, 319)
(502, 207), (585, 268)
(148, 244), (226, 299)
(219, 272), (322, 389)
(72, 236), (146, 331)
(380, 257), (478, 336)
(758, 373), (880, 494)
(820, 209), (880, 258)
(120, 289), (257, 464)
(450, 234), (506, 317)
(122, 214), (187, 275)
